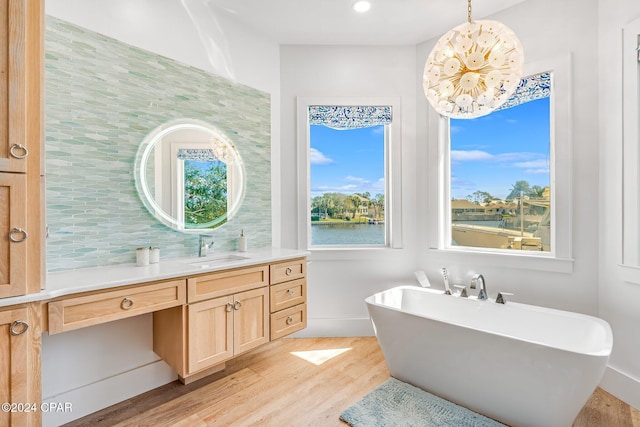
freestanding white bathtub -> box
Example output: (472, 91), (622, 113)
(366, 286), (613, 427)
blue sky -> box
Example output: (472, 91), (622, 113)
(309, 97), (550, 201)
(451, 97), (550, 200)
(310, 125), (384, 198)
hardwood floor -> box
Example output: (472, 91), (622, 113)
(64, 337), (640, 427)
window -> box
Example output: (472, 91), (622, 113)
(310, 123), (386, 246)
(430, 56), (573, 267)
(297, 98), (402, 250)
(449, 72), (551, 252)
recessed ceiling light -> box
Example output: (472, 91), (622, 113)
(353, 1), (371, 13)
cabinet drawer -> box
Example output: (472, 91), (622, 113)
(270, 279), (306, 313)
(270, 258), (306, 285)
(48, 279), (186, 334)
(188, 265), (269, 303)
(270, 303), (306, 340)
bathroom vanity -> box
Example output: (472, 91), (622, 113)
(0, 248), (307, 425)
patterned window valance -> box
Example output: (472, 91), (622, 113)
(497, 72), (551, 111)
(308, 105), (392, 129)
(177, 148), (219, 162)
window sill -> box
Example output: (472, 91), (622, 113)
(428, 248), (574, 274)
(619, 264), (640, 285)
(308, 246), (402, 262)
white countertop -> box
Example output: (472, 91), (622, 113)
(1, 247), (309, 308)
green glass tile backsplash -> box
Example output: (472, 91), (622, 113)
(45, 16), (271, 272)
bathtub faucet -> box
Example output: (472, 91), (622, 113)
(440, 268), (452, 295)
(470, 274), (487, 300)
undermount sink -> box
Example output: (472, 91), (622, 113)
(182, 254), (250, 268)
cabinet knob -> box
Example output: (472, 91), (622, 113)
(285, 316), (294, 325)
(286, 289), (294, 296)
(9, 227), (28, 243)
(234, 300), (242, 310)
(9, 320), (29, 336)
(9, 143), (28, 159)
(120, 297), (134, 310)
(226, 303), (234, 312)
(285, 267), (293, 276)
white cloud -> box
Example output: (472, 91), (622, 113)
(451, 150), (493, 161)
(344, 176), (371, 185)
(524, 168), (550, 174)
(513, 159), (549, 169)
(310, 148), (334, 165)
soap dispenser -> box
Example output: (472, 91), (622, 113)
(238, 229), (247, 252)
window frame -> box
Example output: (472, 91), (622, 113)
(296, 97), (403, 251)
(427, 55), (574, 272)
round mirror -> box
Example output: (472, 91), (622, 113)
(134, 119), (245, 232)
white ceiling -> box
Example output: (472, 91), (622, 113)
(210, 0), (526, 45)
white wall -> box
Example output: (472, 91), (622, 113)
(43, 1), (280, 425)
(598, 0), (640, 409)
(279, 45), (419, 336)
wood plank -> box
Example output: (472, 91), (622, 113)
(63, 337), (640, 427)
(573, 387), (634, 427)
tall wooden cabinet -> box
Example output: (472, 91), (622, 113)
(0, 0), (43, 298)
(1, 1), (44, 425)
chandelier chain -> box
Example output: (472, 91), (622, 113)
(467, 0), (472, 23)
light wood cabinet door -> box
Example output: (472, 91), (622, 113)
(188, 295), (234, 373)
(0, 173), (27, 298)
(187, 287), (269, 375)
(0, 305), (40, 427)
(233, 287), (269, 356)
(0, 0), (27, 174)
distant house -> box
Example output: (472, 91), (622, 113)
(451, 199), (484, 214)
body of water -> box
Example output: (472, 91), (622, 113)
(311, 223), (385, 245)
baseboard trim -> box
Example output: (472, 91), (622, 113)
(600, 365), (640, 409)
(291, 317), (375, 337)
(42, 360), (177, 427)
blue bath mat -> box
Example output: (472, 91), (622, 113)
(340, 378), (507, 427)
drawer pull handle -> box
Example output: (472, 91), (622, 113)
(9, 320), (29, 336)
(226, 303), (234, 312)
(120, 297), (134, 310)
(9, 143), (29, 159)
(285, 267), (293, 276)
(234, 300), (242, 310)
(286, 316), (294, 325)
(9, 227), (28, 242)
(286, 289), (294, 296)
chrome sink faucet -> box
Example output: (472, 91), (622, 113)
(470, 273), (487, 300)
(199, 235), (214, 257)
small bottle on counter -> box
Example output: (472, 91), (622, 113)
(238, 229), (247, 252)
(136, 247), (150, 266)
(149, 247), (160, 264)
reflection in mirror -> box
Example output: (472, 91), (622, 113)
(135, 119), (245, 232)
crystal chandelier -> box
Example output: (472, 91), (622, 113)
(423, 0), (524, 119)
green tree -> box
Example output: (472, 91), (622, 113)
(506, 180), (532, 200)
(346, 195), (362, 219)
(530, 185), (546, 198)
(184, 161), (227, 227)
(370, 193), (384, 219)
(467, 190), (496, 205)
